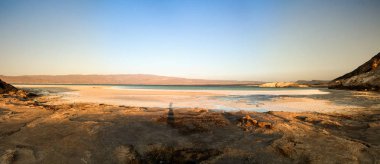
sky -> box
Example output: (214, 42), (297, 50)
(0, 0), (379, 81)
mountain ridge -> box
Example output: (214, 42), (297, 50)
(0, 74), (264, 85)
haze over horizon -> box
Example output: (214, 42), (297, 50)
(1, 0), (379, 81)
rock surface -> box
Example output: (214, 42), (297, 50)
(0, 79), (37, 99)
(296, 80), (330, 87)
(0, 149), (16, 164)
(329, 52), (380, 91)
(0, 79), (18, 94)
(1, 89), (380, 163)
(259, 82), (309, 88)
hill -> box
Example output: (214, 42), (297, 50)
(329, 52), (380, 91)
(0, 74), (263, 85)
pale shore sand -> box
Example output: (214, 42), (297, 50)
(16, 85), (361, 113)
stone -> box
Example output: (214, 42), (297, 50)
(296, 116), (308, 121)
(0, 149), (16, 164)
(242, 115), (258, 127)
(0, 79), (18, 94)
(257, 122), (273, 129)
(237, 115), (274, 129)
(113, 145), (140, 164)
(368, 122), (380, 128)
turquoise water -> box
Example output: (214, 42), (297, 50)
(111, 85), (315, 91)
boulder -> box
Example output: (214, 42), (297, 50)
(0, 79), (18, 94)
(257, 122), (273, 129)
(237, 115), (258, 127)
(329, 52), (380, 91)
(0, 79), (37, 98)
(237, 115), (273, 129)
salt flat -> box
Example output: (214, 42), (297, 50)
(17, 85), (362, 113)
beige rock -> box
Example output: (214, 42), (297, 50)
(0, 150), (16, 164)
(259, 82), (309, 88)
(240, 115), (258, 127)
(257, 122), (273, 129)
(113, 145), (140, 164)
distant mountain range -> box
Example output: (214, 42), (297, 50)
(0, 74), (264, 85)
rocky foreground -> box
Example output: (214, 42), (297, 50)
(329, 52), (380, 91)
(0, 87), (380, 163)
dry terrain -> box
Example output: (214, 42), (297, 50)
(0, 88), (380, 163)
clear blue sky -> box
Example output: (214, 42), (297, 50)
(0, 0), (379, 81)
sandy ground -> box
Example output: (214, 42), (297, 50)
(0, 86), (379, 163)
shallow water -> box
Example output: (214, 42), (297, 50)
(16, 84), (357, 113)
(112, 85), (315, 91)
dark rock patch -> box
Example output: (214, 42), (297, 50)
(0, 79), (18, 94)
(143, 147), (221, 164)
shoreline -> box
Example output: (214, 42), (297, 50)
(15, 85), (347, 113)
